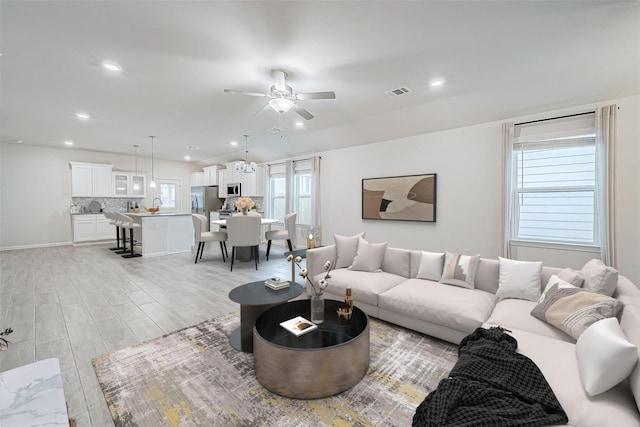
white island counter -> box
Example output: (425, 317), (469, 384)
(128, 213), (193, 258)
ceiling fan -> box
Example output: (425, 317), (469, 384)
(224, 69), (336, 120)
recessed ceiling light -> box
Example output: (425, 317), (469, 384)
(295, 122), (304, 127)
(64, 140), (74, 146)
(230, 140), (238, 147)
(184, 155), (191, 160)
(102, 62), (121, 72)
(430, 79), (445, 87)
(75, 112), (90, 120)
(14, 139), (23, 144)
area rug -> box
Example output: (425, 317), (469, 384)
(92, 312), (458, 427)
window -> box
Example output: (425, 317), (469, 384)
(267, 164), (286, 222)
(154, 179), (180, 212)
(508, 113), (598, 246)
(294, 160), (312, 225)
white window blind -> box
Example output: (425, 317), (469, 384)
(294, 160), (312, 225)
(511, 113), (597, 245)
(268, 163), (286, 221)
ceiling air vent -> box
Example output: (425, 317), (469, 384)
(385, 86), (411, 97)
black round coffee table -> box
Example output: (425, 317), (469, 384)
(253, 299), (369, 399)
(228, 281), (303, 353)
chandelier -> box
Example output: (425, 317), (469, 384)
(235, 134), (257, 174)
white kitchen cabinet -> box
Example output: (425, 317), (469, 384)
(72, 214), (113, 243)
(255, 165), (266, 197)
(217, 169), (227, 197)
(190, 172), (204, 187)
(70, 162), (113, 197)
(112, 172), (146, 197)
(203, 165), (222, 186)
(225, 161), (260, 196)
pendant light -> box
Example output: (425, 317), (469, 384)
(133, 144), (140, 190)
(149, 135), (156, 188)
(235, 134), (257, 174)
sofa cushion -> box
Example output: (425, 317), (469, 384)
(416, 251), (445, 281)
(615, 276), (640, 306)
(381, 248), (411, 278)
(333, 232), (366, 269)
(350, 237), (387, 272)
(473, 258), (500, 294)
(576, 317), (638, 397)
(538, 275), (578, 303)
(496, 257), (542, 302)
(581, 259), (618, 297)
(440, 252), (480, 289)
(531, 284), (622, 340)
(320, 268), (405, 307)
(558, 267), (585, 287)
(379, 278), (497, 334)
(507, 327), (640, 427)
(619, 304), (640, 413)
(485, 299), (575, 343)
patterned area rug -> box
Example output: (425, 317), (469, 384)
(92, 311), (458, 427)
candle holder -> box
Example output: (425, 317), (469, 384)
(337, 287), (353, 325)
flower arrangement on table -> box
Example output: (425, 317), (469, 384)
(235, 197), (255, 214)
(287, 255), (332, 296)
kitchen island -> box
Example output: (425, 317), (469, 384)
(128, 213), (193, 258)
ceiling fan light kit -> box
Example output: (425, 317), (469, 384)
(268, 98), (294, 113)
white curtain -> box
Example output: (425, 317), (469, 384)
(310, 156), (322, 244)
(501, 122), (515, 258)
(595, 104), (617, 267)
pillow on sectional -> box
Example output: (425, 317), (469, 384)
(334, 232), (365, 269)
(537, 274), (577, 303)
(581, 259), (618, 297)
(576, 317), (638, 396)
(350, 237), (388, 272)
(439, 252), (480, 289)
(531, 284), (622, 340)
(416, 251), (445, 281)
(496, 257), (543, 302)
(557, 267), (584, 287)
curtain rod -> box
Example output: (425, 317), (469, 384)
(515, 111), (595, 127)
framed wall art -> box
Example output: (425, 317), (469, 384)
(362, 173), (436, 222)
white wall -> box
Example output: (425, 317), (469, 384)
(0, 144), (197, 248)
(315, 95), (640, 284)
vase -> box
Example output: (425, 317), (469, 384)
(310, 294), (324, 324)
(242, 207), (248, 215)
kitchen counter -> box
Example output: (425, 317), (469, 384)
(128, 213), (194, 257)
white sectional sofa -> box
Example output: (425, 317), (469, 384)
(306, 239), (640, 427)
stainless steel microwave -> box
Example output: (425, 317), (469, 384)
(227, 182), (241, 196)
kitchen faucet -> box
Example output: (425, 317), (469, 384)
(152, 198), (162, 208)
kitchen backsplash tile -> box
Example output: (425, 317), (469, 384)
(71, 197), (145, 213)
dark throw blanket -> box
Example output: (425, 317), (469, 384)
(413, 327), (568, 427)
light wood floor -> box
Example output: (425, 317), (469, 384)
(0, 241), (296, 426)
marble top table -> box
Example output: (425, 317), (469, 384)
(0, 358), (70, 427)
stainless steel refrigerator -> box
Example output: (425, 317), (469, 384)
(191, 186), (222, 223)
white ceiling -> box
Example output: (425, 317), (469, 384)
(1, 1), (639, 165)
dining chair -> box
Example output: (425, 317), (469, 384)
(192, 214), (228, 264)
(226, 215), (261, 271)
(265, 212), (296, 261)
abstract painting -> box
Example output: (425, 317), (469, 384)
(362, 174), (436, 222)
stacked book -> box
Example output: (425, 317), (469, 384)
(264, 277), (290, 290)
(280, 316), (318, 336)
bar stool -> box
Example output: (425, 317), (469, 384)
(105, 212), (124, 251)
(114, 213), (141, 258)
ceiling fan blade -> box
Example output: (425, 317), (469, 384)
(224, 89), (267, 98)
(272, 70), (287, 92)
(252, 103), (271, 117)
(295, 91), (336, 100)
(293, 104), (314, 120)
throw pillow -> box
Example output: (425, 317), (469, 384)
(496, 257), (543, 302)
(576, 317), (638, 396)
(581, 259), (618, 297)
(537, 274), (577, 303)
(416, 251), (445, 281)
(557, 267), (584, 287)
(439, 252), (480, 289)
(350, 237), (388, 272)
(530, 284), (622, 340)
(334, 232), (365, 269)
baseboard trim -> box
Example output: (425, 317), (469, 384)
(0, 241), (72, 251)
